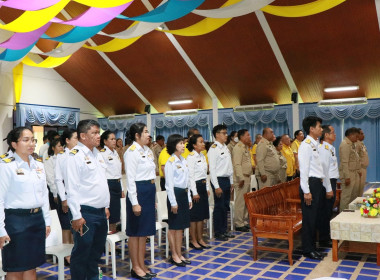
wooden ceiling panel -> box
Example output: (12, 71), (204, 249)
(164, 11), (291, 107)
(265, 0), (380, 102)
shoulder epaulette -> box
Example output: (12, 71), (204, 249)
(189, 152), (195, 156)
(169, 156), (175, 163)
(129, 145), (136, 151)
(70, 149), (79, 155)
(0, 153), (9, 159)
(305, 139), (311, 144)
(211, 144), (217, 148)
(59, 151), (64, 154)
(36, 158), (42, 162)
(45, 156), (50, 161)
(2, 157), (14, 163)
(100, 148), (106, 152)
(238, 143), (243, 148)
(325, 145), (329, 150)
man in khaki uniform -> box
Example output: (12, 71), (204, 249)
(356, 128), (369, 196)
(255, 128), (280, 189)
(152, 135), (165, 176)
(339, 127), (361, 211)
(232, 129), (253, 232)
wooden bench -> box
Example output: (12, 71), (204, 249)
(244, 178), (302, 265)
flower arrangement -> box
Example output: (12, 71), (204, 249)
(373, 188), (380, 199)
(360, 197), (380, 218)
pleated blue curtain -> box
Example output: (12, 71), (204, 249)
(15, 103), (80, 129)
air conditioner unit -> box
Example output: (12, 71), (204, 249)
(165, 109), (198, 116)
(234, 103), (275, 112)
(108, 114), (135, 120)
(318, 97), (367, 107)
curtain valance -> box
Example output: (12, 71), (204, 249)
(98, 114), (147, 131)
(151, 110), (212, 129)
(15, 103), (80, 128)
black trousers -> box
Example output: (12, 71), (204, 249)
(300, 177), (324, 253)
(318, 179), (337, 242)
(211, 177), (231, 235)
(160, 177), (166, 191)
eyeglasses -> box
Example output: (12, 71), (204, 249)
(217, 131), (228, 135)
(19, 138), (37, 144)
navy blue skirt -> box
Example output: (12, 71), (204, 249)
(108, 179), (122, 224)
(2, 210), (46, 272)
(57, 196), (70, 230)
(190, 180), (210, 222)
(126, 180), (156, 237)
(167, 188), (190, 230)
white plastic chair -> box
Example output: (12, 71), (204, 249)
(105, 197), (128, 279)
(0, 252), (6, 280)
(45, 210), (74, 280)
(156, 191), (189, 250)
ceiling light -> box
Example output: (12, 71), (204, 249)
(323, 86), (359, 93)
(318, 97), (367, 107)
(168, 99), (193, 105)
(234, 103), (274, 112)
(165, 109), (198, 116)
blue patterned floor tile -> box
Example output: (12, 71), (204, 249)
(153, 262), (172, 269)
(231, 275), (252, 280)
(340, 260), (360, 266)
(213, 257), (231, 264)
(202, 263), (222, 269)
(263, 271), (283, 278)
(220, 265), (240, 272)
(284, 275), (306, 280)
(179, 275), (202, 280)
(159, 271), (181, 278)
(204, 250), (222, 256)
(337, 266), (356, 273)
(221, 253), (239, 258)
(187, 261), (202, 267)
(356, 275), (378, 280)
(239, 255), (254, 261)
(192, 268), (212, 275)
(194, 255), (214, 261)
(230, 248), (247, 254)
(363, 263), (380, 270)
(231, 260), (250, 266)
(360, 268), (380, 276)
(331, 272), (352, 279)
(214, 246), (228, 251)
(271, 265), (290, 272)
(298, 262), (317, 269)
(291, 268), (312, 275)
(241, 268), (261, 275)
(210, 271), (232, 278)
(344, 255), (362, 261)
(251, 262), (269, 269)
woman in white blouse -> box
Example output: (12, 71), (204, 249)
(187, 134), (211, 250)
(165, 134), (192, 267)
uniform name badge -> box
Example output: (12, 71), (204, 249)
(16, 168), (24, 175)
(84, 156), (91, 164)
(108, 156), (113, 161)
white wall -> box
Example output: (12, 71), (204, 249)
(0, 64), (104, 153)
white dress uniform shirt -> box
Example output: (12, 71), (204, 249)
(100, 146), (122, 179)
(0, 153), (51, 236)
(187, 150), (210, 196)
(39, 142), (49, 157)
(165, 155), (191, 207)
(66, 142), (110, 220)
(319, 141), (339, 188)
(44, 154), (58, 198)
(124, 141), (156, 206)
(207, 141), (233, 189)
(55, 149), (68, 201)
(0, 150), (13, 161)
(298, 135), (326, 194)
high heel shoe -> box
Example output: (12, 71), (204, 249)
(199, 243), (211, 249)
(146, 270), (157, 277)
(181, 259), (191, 265)
(169, 257), (186, 267)
(131, 269), (152, 280)
(189, 242), (203, 250)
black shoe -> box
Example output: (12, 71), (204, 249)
(224, 232), (235, 238)
(146, 270), (157, 277)
(64, 258), (70, 267)
(169, 257), (186, 267)
(244, 225), (250, 230)
(181, 259), (191, 264)
(303, 251), (324, 260)
(235, 226), (249, 232)
(315, 250), (327, 257)
(189, 243), (203, 250)
(131, 269), (152, 280)
(215, 233), (228, 241)
(199, 243), (211, 249)
(319, 240), (332, 248)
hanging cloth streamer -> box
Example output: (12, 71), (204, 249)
(98, 21), (162, 39)
(0, 43), (36, 61)
(0, 0), (70, 33)
(74, 0), (133, 8)
(116, 0), (205, 23)
(13, 62), (23, 104)
(30, 41), (85, 57)
(261, 0), (346, 17)
(192, 0), (275, 18)
(0, 0), (61, 11)
(83, 36), (141, 52)
(22, 53), (71, 68)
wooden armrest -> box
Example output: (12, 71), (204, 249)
(250, 213), (297, 221)
(286, 198), (301, 204)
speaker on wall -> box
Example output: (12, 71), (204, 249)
(291, 92), (298, 103)
(144, 105), (151, 114)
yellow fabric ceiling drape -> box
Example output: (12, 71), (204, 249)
(22, 55), (71, 68)
(12, 63), (23, 104)
(74, 0), (133, 8)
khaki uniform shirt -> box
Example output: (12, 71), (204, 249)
(152, 144), (163, 173)
(339, 137), (361, 179)
(255, 138), (280, 176)
(227, 141), (236, 155)
(356, 140), (369, 168)
(232, 141), (253, 183)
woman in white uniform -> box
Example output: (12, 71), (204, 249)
(100, 131), (124, 232)
(0, 127), (51, 279)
